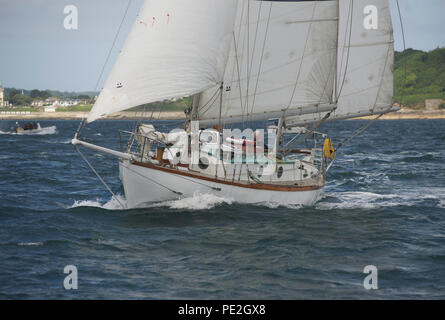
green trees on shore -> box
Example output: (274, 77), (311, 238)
(394, 47), (445, 107)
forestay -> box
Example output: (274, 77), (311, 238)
(87, 0), (239, 123)
(285, 0), (396, 127)
(198, 0), (339, 126)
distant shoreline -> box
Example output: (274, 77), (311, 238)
(0, 111), (186, 121)
(1, 110), (445, 121)
(356, 109), (445, 120)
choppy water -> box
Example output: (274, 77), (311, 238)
(0, 119), (444, 299)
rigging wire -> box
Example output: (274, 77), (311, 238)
(246, 1), (250, 119)
(75, 0), (133, 137)
(284, 2), (318, 113)
(232, 31), (246, 126)
(249, 2), (273, 123)
(247, 1), (263, 107)
(335, 113), (384, 152)
(245, 1), (263, 128)
(336, 0), (354, 100)
(158, 167), (222, 192)
(283, 111), (333, 156)
(197, 87), (222, 116)
(396, 0), (407, 108)
(119, 163), (184, 196)
(75, 146), (126, 209)
(223, 1), (247, 130)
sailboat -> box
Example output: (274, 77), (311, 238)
(72, 0), (398, 208)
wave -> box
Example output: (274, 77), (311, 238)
(70, 194), (127, 210)
(70, 192), (233, 211)
(0, 125), (57, 135)
(317, 188), (445, 210)
(17, 242), (43, 246)
(255, 202), (303, 210)
(68, 186), (444, 212)
(148, 192), (233, 210)
(317, 191), (399, 210)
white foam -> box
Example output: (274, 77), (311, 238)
(70, 194), (127, 210)
(317, 191), (399, 210)
(17, 242), (43, 246)
(70, 193), (232, 211)
(149, 192), (233, 210)
(256, 201), (303, 210)
(318, 187), (445, 210)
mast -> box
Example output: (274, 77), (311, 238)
(191, 93), (201, 121)
(218, 82), (223, 129)
(274, 116), (284, 156)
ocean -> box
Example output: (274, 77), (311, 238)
(0, 119), (444, 299)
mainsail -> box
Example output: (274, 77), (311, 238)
(198, 0), (339, 126)
(87, 0), (395, 125)
(285, 0), (396, 127)
(87, 0), (239, 123)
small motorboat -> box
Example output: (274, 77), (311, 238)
(11, 121), (42, 134)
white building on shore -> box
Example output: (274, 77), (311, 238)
(44, 105), (57, 112)
(0, 85), (10, 107)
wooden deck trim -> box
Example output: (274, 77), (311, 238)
(131, 161), (323, 192)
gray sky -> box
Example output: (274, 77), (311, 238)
(0, 0), (444, 92)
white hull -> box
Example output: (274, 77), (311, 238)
(119, 160), (323, 208)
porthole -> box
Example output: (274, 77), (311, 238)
(277, 166), (283, 178)
(198, 157), (209, 170)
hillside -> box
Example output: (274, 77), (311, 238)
(394, 47), (445, 108)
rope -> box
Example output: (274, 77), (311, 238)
(232, 31), (245, 123)
(223, 1), (247, 129)
(249, 2), (273, 124)
(336, 0), (353, 100)
(284, 2), (317, 112)
(75, 146), (126, 209)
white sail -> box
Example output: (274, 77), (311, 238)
(198, 0), (339, 125)
(87, 0), (239, 123)
(285, 0), (395, 127)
